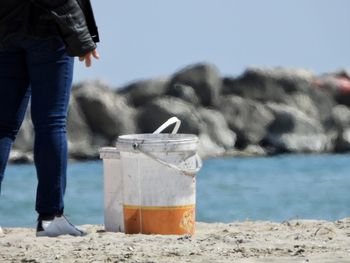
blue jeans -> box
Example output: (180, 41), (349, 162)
(0, 35), (74, 216)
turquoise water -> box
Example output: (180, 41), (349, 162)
(1, 154), (350, 227)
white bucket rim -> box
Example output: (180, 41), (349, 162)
(118, 133), (198, 143)
(99, 147), (120, 159)
(116, 133), (199, 153)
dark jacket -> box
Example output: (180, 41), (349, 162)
(0, 0), (99, 57)
(77, 0), (99, 43)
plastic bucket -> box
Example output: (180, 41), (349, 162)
(116, 117), (202, 235)
(99, 147), (124, 232)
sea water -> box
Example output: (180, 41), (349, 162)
(0, 154), (350, 227)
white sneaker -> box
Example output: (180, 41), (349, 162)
(36, 216), (86, 237)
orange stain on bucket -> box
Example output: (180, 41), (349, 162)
(123, 204), (195, 235)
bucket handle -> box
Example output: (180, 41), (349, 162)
(153, 117), (181, 134)
(133, 143), (202, 177)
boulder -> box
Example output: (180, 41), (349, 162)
(166, 84), (200, 106)
(263, 103), (332, 153)
(331, 105), (350, 152)
(67, 95), (97, 160)
(198, 108), (236, 150)
(241, 144), (267, 156)
(9, 150), (33, 164)
(222, 67), (315, 104)
(168, 63), (222, 107)
(73, 80), (137, 143)
(197, 133), (226, 158)
(332, 104), (350, 128)
(219, 95), (274, 148)
(137, 97), (203, 134)
(223, 68), (336, 131)
(315, 71), (350, 106)
(305, 87), (336, 130)
(334, 129), (350, 152)
(118, 78), (169, 107)
(289, 92), (320, 120)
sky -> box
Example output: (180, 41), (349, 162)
(73, 0), (350, 88)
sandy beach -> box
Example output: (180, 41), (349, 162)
(1, 218), (350, 263)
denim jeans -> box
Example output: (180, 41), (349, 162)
(0, 35), (74, 216)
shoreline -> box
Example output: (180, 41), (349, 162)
(1, 218), (349, 262)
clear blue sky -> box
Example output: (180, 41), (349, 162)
(74, 0), (350, 87)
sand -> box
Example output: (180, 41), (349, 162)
(1, 218), (350, 263)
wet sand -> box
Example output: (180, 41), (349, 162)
(1, 218), (350, 263)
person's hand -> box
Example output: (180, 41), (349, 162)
(79, 49), (100, 67)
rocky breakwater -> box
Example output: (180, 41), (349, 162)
(10, 63), (350, 163)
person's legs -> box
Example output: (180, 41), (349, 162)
(24, 37), (74, 217)
(0, 41), (31, 193)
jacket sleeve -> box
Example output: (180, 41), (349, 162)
(32, 0), (97, 57)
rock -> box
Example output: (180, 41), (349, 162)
(289, 92), (320, 120)
(197, 133), (226, 158)
(198, 108), (236, 150)
(263, 103), (332, 153)
(334, 129), (350, 152)
(118, 78), (169, 107)
(306, 87), (336, 130)
(242, 144), (267, 156)
(222, 76), (289, 105)
(166, 84), (200, 105)
(137, 97), (203, 134)
(223, 68), (336, 131)
(67, 96), (96, 160)
(266, 103), (323, 134)
(219, 95), (274, 148)
(9, 150), (33, 164)
(315, 71), (350, 106)
(334, 69), (350, 79)
(168, 63), (222, 106)
(73, 80), (137, 143)
(331, 105), (350, 152)
(222, 67), (315, 103)
(332, 104), (350, 128)
(265, 133), (330, 153)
